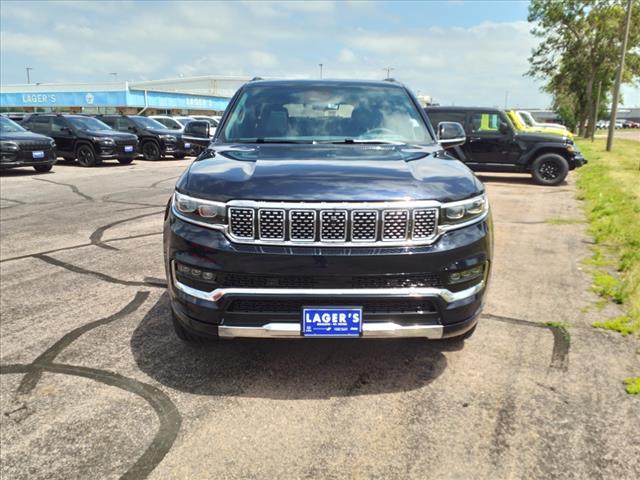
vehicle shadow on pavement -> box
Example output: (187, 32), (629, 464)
(131, 293), (459, 399)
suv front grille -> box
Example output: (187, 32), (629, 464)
(227, 201), (439, 246)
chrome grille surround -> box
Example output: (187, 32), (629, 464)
(225, 200), (444, 246)
(176, 196), (489, 247)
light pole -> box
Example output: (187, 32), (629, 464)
(607, 0), (633, 151)
(383, 67), (394, 79)
(25, 67), (33, 84)
(319, 63), (323, 79)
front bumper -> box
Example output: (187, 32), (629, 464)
(1, 149), (57, 169)
(165, 213), (492, 340)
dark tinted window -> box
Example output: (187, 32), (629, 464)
(223, 84), (433, 144)
(51, 117), (68, 133)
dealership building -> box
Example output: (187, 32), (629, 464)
(0, 75), (250, 116)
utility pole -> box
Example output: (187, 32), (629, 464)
(25, 67), (33, 84)
(383, 67), (394, 79)
(607, 0), (633, 151)
(318, 63), (323, 79)
(591, 80), (602, 142)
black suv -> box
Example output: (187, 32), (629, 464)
(425, 107), (587, 185)
(97, 115), (190, 161)
(21, 114), (138, 167)
(1, 116), (57, 172)
(164, 79), (492, 343)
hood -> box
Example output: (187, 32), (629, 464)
(513, 131), (570, 143)
(148, 128), (182, 137)
(180, 144), (484, 203)
(81, 130), (138, 141)
(0, 131), (53, 143)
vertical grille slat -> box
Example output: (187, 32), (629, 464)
(258, 209), (285, 240)
(320, 210), (347, 241)
(382, 210), (409, 241)
(229, 207), (255, 239)
(289, 210), (316, 241)
(412, 208), (438, 240)
(351, 210), (378, 241)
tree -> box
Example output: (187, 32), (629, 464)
(527, 0), (640, 137)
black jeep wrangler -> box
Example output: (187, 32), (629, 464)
(164, 79), (492, 343)
(21, 114), (138, 167)
(425, 107), (587, 185)
(97, 115), (190, 161)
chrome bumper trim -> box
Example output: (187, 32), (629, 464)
(170, 262), (485, 304)
(218, 322), (443, 339)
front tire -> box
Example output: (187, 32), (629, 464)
(76, 144), (98, 167)
(33, 164), (53, 173)
(531, 153), (569, 186)
(142, 141), (161, 161)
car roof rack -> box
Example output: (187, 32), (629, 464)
(250, 76), (263, 82)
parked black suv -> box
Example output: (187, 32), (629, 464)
(164, 79), (492, 343)
(97, 115), (190, 160)
(425, 107), (587, 185)
(21, 114), (137, 167)
(1, 116), (57, 172)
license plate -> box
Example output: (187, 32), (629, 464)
(32, 151), (45, 159)
(302, 307), (362, 337)
(124, 145), (134, 153)
(184, 142), (191, 149)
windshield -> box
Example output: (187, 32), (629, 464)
(194, 116), (218, 127)
(67, 116), (112, 131)
(132, 116), (166, 129)
(222, 84), (433, 144)
(155, 117), (182, 129)
(0, 116), (26, 133)
(518, 112), (534, 127)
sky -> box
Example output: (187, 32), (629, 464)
(1, 0), (639, 108)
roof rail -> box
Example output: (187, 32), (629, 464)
(383, 78), (397, 82)
(250, 76), (263, 82)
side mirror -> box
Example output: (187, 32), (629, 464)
(184, 120), (210, 139)
(499, 121), (510, 135)
(128, 126), (137, 133)
(437, 122), (466, 149)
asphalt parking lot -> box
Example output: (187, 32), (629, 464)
(1, 158), (638, 480)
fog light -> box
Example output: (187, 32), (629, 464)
(448, 264), (484, 285)
(175, 262), (218, 284)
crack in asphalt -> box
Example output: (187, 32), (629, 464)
(483, 313), (570, 371)
(35, 254), (165, 289)
(0, 291), (182, 479)
(1, 363), (181, 480)
(32, 177), (94, 202)
(0, 232), (163, 264)
(150, 175), (180, 189)
(89, 210), (164, 251)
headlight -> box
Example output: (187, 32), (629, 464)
(0, 141), (19, 151)
(439, 194), (488, 227)
(94, 137), (115, 145)
(161, 135), (177, 142)
(49, 139), (56, 148)
(172, 191), (226, 227)
(448, 263), (485, 285)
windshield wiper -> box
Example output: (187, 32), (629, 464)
(254, 138), (312, 144)
(326, 138), (406, 145)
